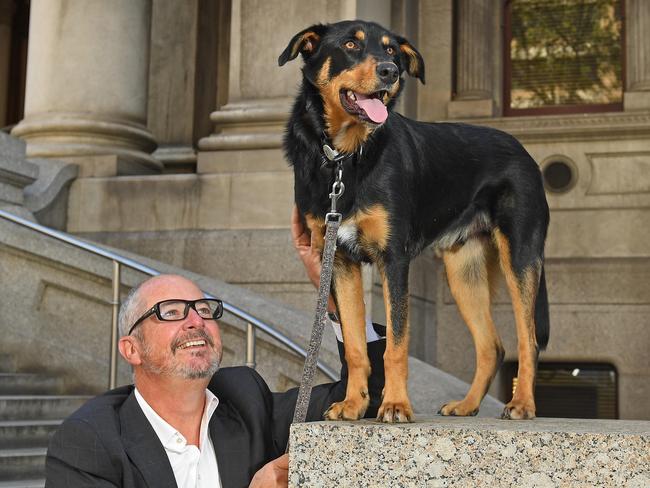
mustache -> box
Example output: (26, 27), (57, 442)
(170, 329), (215, 353)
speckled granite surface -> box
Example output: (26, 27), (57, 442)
(289, 417), (650, 487)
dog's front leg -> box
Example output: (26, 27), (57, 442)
(323, 257), (370, 420)
(377, 256), (413, 422)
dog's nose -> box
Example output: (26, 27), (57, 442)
(377, 62), (399, 84)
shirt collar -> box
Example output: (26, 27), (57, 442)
(134, 387), (220, 452)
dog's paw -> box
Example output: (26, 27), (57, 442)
(501, 399), (535, 420)
(438, 400), (479, 417)
(377, 400), (413, 423)
(323, 398), (368, 421)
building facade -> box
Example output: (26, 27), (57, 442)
(2, 0), (649, 419)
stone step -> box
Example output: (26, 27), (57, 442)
(0, 420), (62, 449)
(0, 448), (46, 482)
(0, 396), (89, 421)
(289, 417), (650, 487)
(0, 479), (44, 488)
(0, 374), (64, 395)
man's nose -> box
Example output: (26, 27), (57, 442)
(184, 307), (205, 328)
(377, 62), (398, 84)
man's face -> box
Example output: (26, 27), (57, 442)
(134, 276), (223, 380)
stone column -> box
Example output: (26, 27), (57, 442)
(11, 0), (159, 177)
(625, 0), (650, 111)
(147, 0), (221, 173)
(447, 0), (495, 118)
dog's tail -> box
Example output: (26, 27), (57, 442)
(535, 266), (550, 350)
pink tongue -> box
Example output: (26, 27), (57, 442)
(355, 93), (388, 124)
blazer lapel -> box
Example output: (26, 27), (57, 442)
(120, 392), (178, 488)
(210, 404), (251, 488)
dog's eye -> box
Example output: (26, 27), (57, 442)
(344, 40), (358, 50)
(386, 46), (395, 55)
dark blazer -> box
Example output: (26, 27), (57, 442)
(45, 338), (385, 488)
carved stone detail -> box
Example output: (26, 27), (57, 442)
(587, 151), (650, 195)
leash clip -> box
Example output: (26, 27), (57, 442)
(328, 161), (345, 217)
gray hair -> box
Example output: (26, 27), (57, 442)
(118, 283), (146, 338)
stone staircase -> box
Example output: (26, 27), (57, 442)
(0, 355), (90, 487)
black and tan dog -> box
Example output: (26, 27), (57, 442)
(279, 20), (549, 422)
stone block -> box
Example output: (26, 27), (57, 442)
(289, 417), (650, 487)
(0, 131), (27, 162)
(62, 154), (161, 178)
(24, 157), (79, 230)
(447, 98), (495, 119)
(0, 133), (38, 206)
(67, 174), (233, 233)
(546, 209), (650, 259)
(197, 148), (288, 174)
(230, 171), (293, 228)
(67, 171), (294, 233)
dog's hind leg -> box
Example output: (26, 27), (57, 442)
(323, 258), (370, 420)
(377, 255), (414, 423)
(494, 228), (542, 420)
(440, 237), (504, 416)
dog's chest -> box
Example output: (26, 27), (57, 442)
(337, 221), (362, 254)
(306, 204), (390, 260)
(335, 205), (391, 260)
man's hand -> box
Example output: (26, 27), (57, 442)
(291, 206), (337, 313)
(249, 454), (288, 488)
(291, 205), (322, 289)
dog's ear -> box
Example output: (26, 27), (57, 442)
(396, 36), (425, 84)
(278, 24), (329, 66)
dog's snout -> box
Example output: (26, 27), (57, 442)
(377, 62), (399, 84)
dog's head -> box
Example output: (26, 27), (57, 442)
(279, 20), (424, 151)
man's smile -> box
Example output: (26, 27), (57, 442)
(177, 339), (207, 350)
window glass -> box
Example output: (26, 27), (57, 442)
(505, 0), (623, 115)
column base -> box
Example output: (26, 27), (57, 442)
(11, 113), (161, 176)
(624, 91), (650, 111)
(152, 145), (197, 173)
(197, 99), (290, 153)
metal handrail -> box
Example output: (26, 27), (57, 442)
(0, 209), (338, 384)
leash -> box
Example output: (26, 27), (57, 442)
(291, 145), (347, 426)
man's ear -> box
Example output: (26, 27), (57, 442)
(396, 35), (425, 84)
(278, 24), (329, 66)
(119, 336), (143, 367)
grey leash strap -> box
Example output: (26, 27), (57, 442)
(291, 162), (345, 426)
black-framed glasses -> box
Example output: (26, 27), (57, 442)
(128, 298), (223, 336)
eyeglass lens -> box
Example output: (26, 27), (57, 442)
(158, 300), (221, 321)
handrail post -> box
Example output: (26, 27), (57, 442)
(245, 322), (256, 369)
(109, 261), (121, 389)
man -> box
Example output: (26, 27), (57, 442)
(45, 208), (386, 488)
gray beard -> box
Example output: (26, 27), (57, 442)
(140, 342), (221, 380)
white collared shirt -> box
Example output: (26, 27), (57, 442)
(135, 388), (221, 488)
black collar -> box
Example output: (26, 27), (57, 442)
(319, 134), (363, 170)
